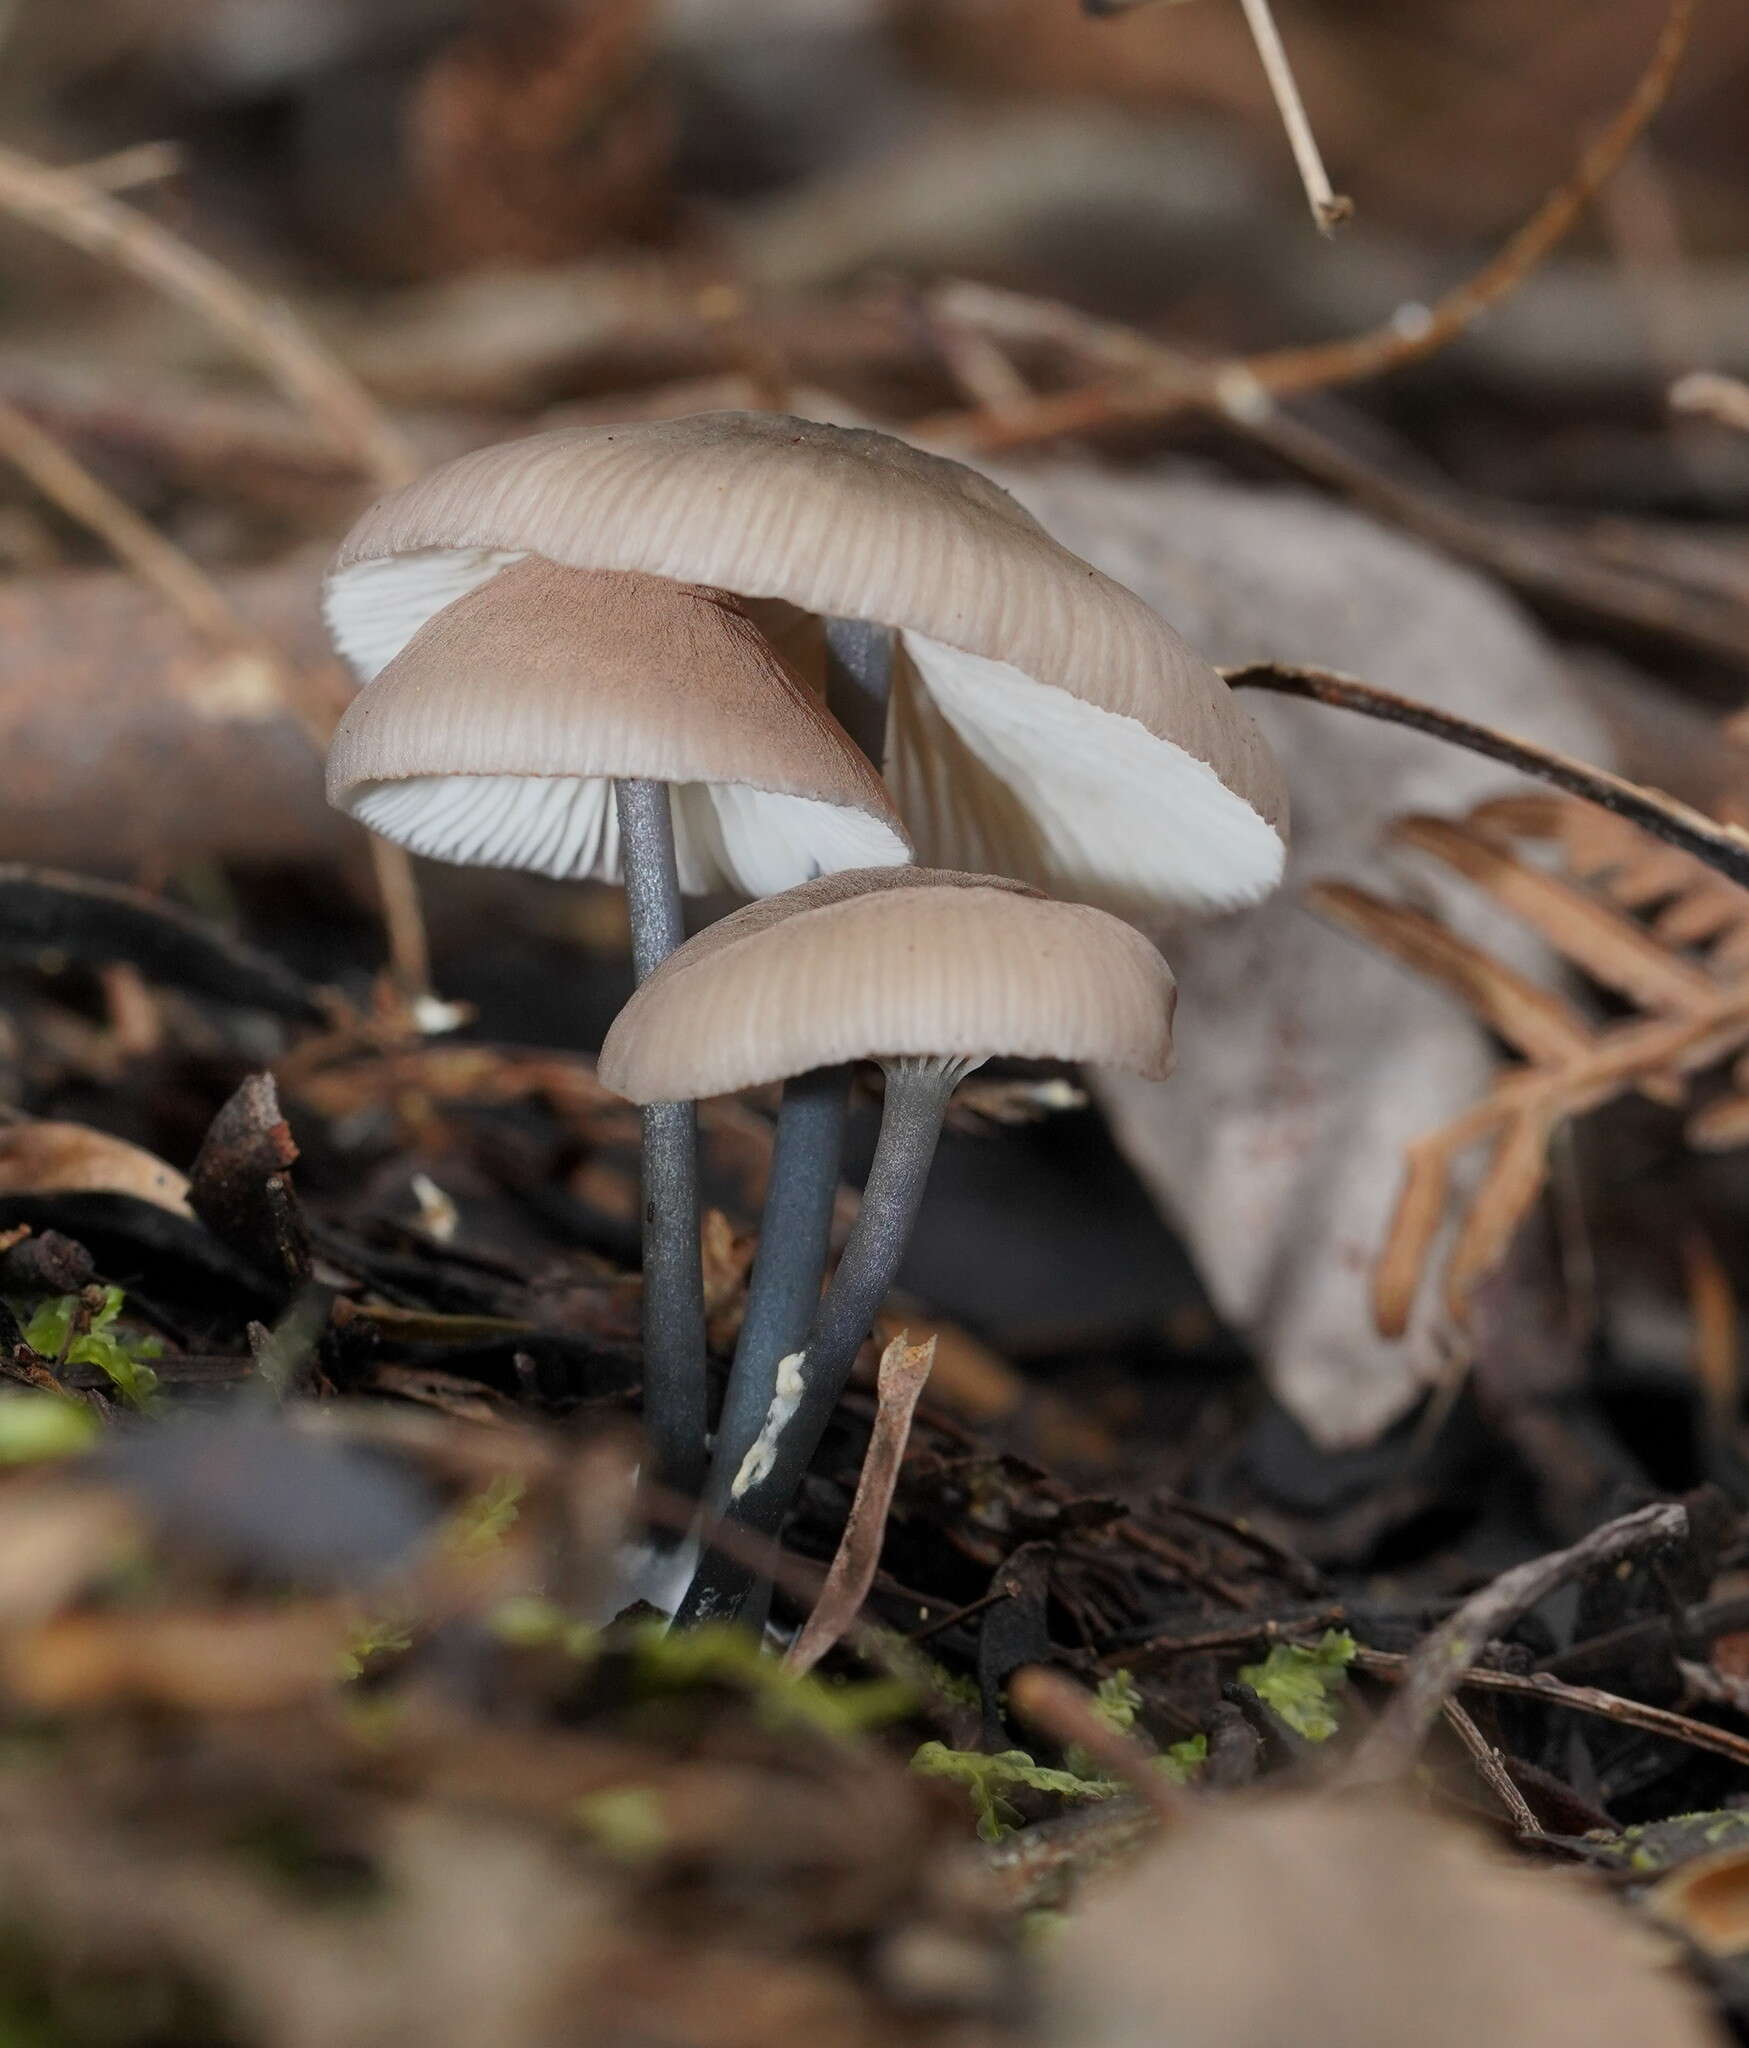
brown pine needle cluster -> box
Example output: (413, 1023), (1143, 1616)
(1311, 791), (1749, 1338)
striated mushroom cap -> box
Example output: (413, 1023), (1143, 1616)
(327, 560), (910, 893)
(597, 865), (1178, 1102)
(325, 412), (1286, 919)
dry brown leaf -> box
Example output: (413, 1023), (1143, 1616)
(994, 460), (1614, 1447)
(1045, 1795), (1726, 2048)
(1649, 1845), (1749, 1957)
(0, 1118), (190, 1214)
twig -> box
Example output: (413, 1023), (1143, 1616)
(786, 1332), (935, 1676)
(1441, 1698), (1540, 1834)
(0, 398), (430, 1000)
(0, 145), (414, 490)
(73, 142), (184, 196)
(0, 145), (431, 999)
(1672, 371), (1749, 435)
(1097, 1608), (1350, 1674)
(0, 398), (289, 695)
(1350, 1501), (1688, 1779)
(918, 0), (1693, 452)
(1225, 662), (1749, 893)
(1236, 0), (1349, 234)
(1008, 1665), (1187, 1826)
(1357, 1646), (1749, 1776)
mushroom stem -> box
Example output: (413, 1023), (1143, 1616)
(614, 776), (707, 1499)
(680, 617), (891, 1583)
(677, 1053), (975, 1627)
(824, 617), (893, 769)
(704, 1062), (851, 1516)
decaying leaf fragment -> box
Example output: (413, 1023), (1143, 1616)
(0, 1120), (190, 1215)
(1317, 789), (1749, 1338)
(1045, 1796), (1725, 2048)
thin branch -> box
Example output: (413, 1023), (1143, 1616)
(918, 0), (1693, 453)
(1442, 1698), (1541, 1835)
(1357, 1646), (1749, 1777)
(1671, 371), (1749, 434)
(74, 142), (184, 196)
(1350, 1501), (1688, 1779)
(786, 1332), (935, 1677)
(0, 145), (414, 489)
(0, 398), (281, 678)
(1237, 0), (1349, 234)
(0, 397), (431, 1001)
(1225, 662), (1749, 892)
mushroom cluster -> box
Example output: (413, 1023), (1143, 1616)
(323, 410), (1288, 1627)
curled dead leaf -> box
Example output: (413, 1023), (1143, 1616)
(0, 1119), (190, 1215)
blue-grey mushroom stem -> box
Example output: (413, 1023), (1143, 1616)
(677, 1052), (978, 1628)
(615, 776), (707, 1501)
(704, 1062), (850, 1517)
(823, 616), (893, 770)
(682, 616), (893, 1600)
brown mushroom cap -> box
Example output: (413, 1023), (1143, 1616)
(324, 412), (1286, 919)
(596, 866), (1177, 1102)
(327, 560), (910, 892)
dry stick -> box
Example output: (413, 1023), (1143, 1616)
(0, 399), (273, 666)
(1349, 1500), (1688, 1781)
(918, 0), (1694, 454)
(1441, 1698), (1541, 1835)
(1236, 0), (1350, 235)
(0, 147), (414, 488)
(1672, 371), (1749, 435)
(785, 1332), (936, 1676)
(1009, 1665), (1188, 1826)
(74, 142), (184, 195)
(1225, 663), (1749, 893)
(1356, 1648), (1749, 1777)
(0, 145), (432, 1000)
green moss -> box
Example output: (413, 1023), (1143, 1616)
(628, 1622), (915, 1740)
(0, 1395), (97, 1465)
(1237, 1630), (1356, 1742)
(18, 1289), (162, 1414)
(910, 1741), (1120, 1842)
(574, 1788), (669, 1861)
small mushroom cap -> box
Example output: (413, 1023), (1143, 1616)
(0, 1121), (190, 1215)
(596, 866), (1177, 1102)
(324, 411), (1286, 920)
(327, 561), (911, 893)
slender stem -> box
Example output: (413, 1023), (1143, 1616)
(1236, 0), (1349, 235)
(615, 778), (707, 1500)
(1224, 660), (1749, 891)
(679, 615), (893, 1598)
(677, 1057), (964, 1627)
(707, 1064), (851, 1514)
(824, 616), (893, 768)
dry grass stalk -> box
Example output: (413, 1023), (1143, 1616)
(919, 0), (1694, 453)
(0, 146), (433, 996)
(786, 1332), (936, 1677)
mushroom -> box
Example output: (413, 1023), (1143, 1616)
(326, 411), (1282, 1512)
(326, 557), (910, 1496)
(322, 410), (1288, 921)
(595, 866), (1178, 1624)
